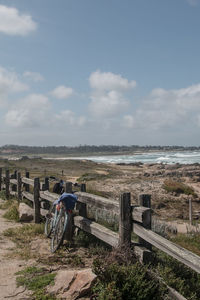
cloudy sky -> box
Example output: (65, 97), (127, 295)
(0, 0), (200, 146)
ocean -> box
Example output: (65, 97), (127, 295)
(45, 150), (200, 164)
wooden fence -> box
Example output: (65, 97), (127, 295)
(1, 168), (200, 292)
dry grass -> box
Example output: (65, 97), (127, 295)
(3, 224), (45, 259)
(163, 180), (197, 197)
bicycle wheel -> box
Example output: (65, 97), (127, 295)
(51, 209), (68, 253)
(44, 204), (55, 238)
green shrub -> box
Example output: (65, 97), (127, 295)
(3, 203), (19, 222)
(0, 190), (7, 200)
(92, 256), (167, 300)
(0, 199), (13, 209)
(74, 230), (109, 250)
(16, 266), (56, 300)
(154, 250), (200, 300)
(0, 190), (18, 201)
(163, 180), (197, 197)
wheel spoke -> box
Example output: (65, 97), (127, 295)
(51, 209), (67, 253)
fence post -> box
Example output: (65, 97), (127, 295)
(12, 170), (17, 192)
(138, 194), (152, 251)
(5, 170), (10, 199)
(34, 177), (40, 223)
(25, 171), (30, 192)
(81, 183), (86, 192)
(0, 168), (2, 191)
(44, 177), (49, 191)
(189, 197), (192, 225)
(14, 170), (17, 178)
(119, 192), (131, 249)
(17, 172), (22, 202)
(65, 181), (72, 193)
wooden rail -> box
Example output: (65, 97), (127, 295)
(133, 223), (200, 274)
(74, 216), (119, 247)
(21, 177), (34, 186)
(0, 167), (200, 299)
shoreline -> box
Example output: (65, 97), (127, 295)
(1, 149), (200, 165)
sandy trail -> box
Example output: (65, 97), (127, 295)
(0, 199), (31, 300)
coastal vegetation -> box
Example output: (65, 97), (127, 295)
(163, 179), (197, 197)
(16, 266), (56, 300)
(1, 144), (200, 157)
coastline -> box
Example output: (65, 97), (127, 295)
(1, 149), (200, 165)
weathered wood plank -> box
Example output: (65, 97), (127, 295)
(134, 246), (153, 264)
(11, 171), (17, 192)
(40, 190), (58, 202)
(34, 178), (40, 223)
(65, 181), (72, 193)
(119, 193), (131, 247)
(25, 171), (30, 192)
(138, 194), (152, 251)
(44, 177), (49, 191)
(167, 286), (187, 300)
(74, 216), (119, 247)
(75, 192), (119, 213)
(17, 172), (22, 202)
(21, 177), (34, 186)
(22, 191), (34, 202)
(133, 223), (200, 274)
(132, 206), (151, 226)
(5, 170), (10, 199)
(10, 179), (17, 185)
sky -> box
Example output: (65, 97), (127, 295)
(0, 0), (200, 146)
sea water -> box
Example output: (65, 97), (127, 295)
(45, 150), (200, 164)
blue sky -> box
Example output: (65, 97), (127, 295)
(0, 0), (200, 146)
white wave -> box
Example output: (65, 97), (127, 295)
(156, 156), (170, 161)
(41, 150), (200, 165)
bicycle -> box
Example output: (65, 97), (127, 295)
(44, 193), (77, 253)
(44, 203), (56, 238)
(51, 202), (73, 253)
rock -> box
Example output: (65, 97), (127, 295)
(48, 268), (97, 300)
(18, 203), (34, 222)
(48, 270), (76, 295)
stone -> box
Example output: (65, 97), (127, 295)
(18, 203), (34, 222)
(48, 270), (76, 295)
(47, 268), (97, 300)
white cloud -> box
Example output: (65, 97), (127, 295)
(88, 71), (136, 118)
(5, 93), (86, 130)
(0, 66), (28, 94)
(89, 90), (129, 117)
(0, 5), (37, 36)
(55, 110), (86, 127)
(50, 85), (74, 99)
(122, 83), (200, 130)
(5, 94), (50, 128)
(0, 67), (28, 106)
(23, 71), (44, 82)
(89, 70), (136, 91)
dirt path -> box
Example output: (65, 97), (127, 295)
(0, 199), (31, 300)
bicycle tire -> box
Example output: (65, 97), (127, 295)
(51, 209), (68, 253)
(44, 204), (55, 238)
